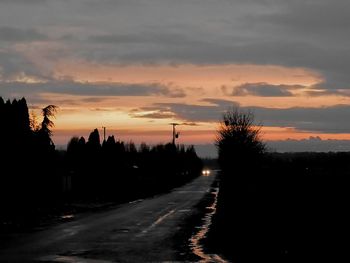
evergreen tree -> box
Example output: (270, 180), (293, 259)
(87, 128), (101, 149)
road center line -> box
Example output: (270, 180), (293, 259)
(137, 209), (176, 237)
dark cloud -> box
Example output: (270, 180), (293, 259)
(181, 122), (199, 126)
(230, 83), (301, 97)
(132, 111), (176, 119)
(1, 0), (350, 141)
(0, 0), (47, 3)
(252, 105), (350, 133)
(0, 81), (186, 98)
(82, 1), (350, 91)
(26, 97), (81, 107)
(89, 32), (201, 47)
(268, 137), (350, 153)
(303, 89), (350, 97)
(201, 98), (239, 107)
(224, 84), (350, 98)
(81, 97), (108, 103)
(135, 101), (350, 134)
(0, 27), (47, 42)
(0, 50), (49, 80)
(259, 1), (350, 36)
(1, 0), (350, 91)
(151, 101), (238, 122)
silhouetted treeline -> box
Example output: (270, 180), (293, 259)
(0, 97), (202, 229)
(209, 109), (350, 262)
(0, 97), (60, 226)
(64, 130), (202, 202)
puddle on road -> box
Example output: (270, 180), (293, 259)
(61, 214), (75, 220)
(39, 255), (111, 263)
(189, 187), (227, 263)
(112, 228), (130, 233)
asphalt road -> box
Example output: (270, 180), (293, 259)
(0, 174), (216, 262)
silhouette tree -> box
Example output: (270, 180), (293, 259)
(37, 105), (58, 151)
(210, 108), (267, 262)
(87, 128), (101, 149)
(41, 105), (58, 134)
(67, 136), (80, 153)
(1, 96), (203, 227)
(216, 107), (265, 172)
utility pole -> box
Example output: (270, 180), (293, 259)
(170, 123), (179, 145)
(102, 126), (106, 142)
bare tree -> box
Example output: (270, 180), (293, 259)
(216, 108), (265, 171)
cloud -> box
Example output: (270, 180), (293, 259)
(303, 89), (350, 97)
(149, 100), (239, 122)
(134, 112), (176, 119)
(250, 105), (350, 134)
(81, 97), (108, 103)
(89, 32), (201, 47)
(201, 98), (239, 107)
(132, 101), (350, 135)
(0, 80), (186, 98)
(0, 0), (47, 4)
(251, 0), (350, 90)
(0, 50), (49, 81)
(90, 107), (115, 112)
(0, 27), (47, 42)
(1, 0), (350, 143)
(224, 83), (350, 98)
(85, 1), (350, 91)
(268, 137), (350, 153)
(80, 30), (350, 92)
(259, 1), (350, 36)
(229, 82), (302, 97)
(1, 0), (350, 92)
(181, 122), (199, 126)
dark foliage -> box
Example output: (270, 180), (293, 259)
(1, 97), (59, 227)
(65, 133), (202, 202)
(209, 108), (350, 262)
(216, 108), (265, 170)
(0, 96), (202, 229)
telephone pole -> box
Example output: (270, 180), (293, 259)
(170, 123), (179, 145)
(102, 126), (106, 142)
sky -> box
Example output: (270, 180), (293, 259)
(1, 0), (350, 156)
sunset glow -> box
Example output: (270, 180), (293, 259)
(2, 0), (350, 153)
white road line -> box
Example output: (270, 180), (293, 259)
(137, 209), (176, 237)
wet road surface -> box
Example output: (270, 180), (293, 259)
(0, 174), (216, 262)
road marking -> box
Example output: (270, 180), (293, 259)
(137, 209), (176, 237)
(61, 225), (82, 237)
(179, 209), (191, 213)
(176, 190), (206, 194)
(128, 199), (144, 204)
(39, 255), (111, 263)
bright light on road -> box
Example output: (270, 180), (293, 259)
(202, 169), (211, 176)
